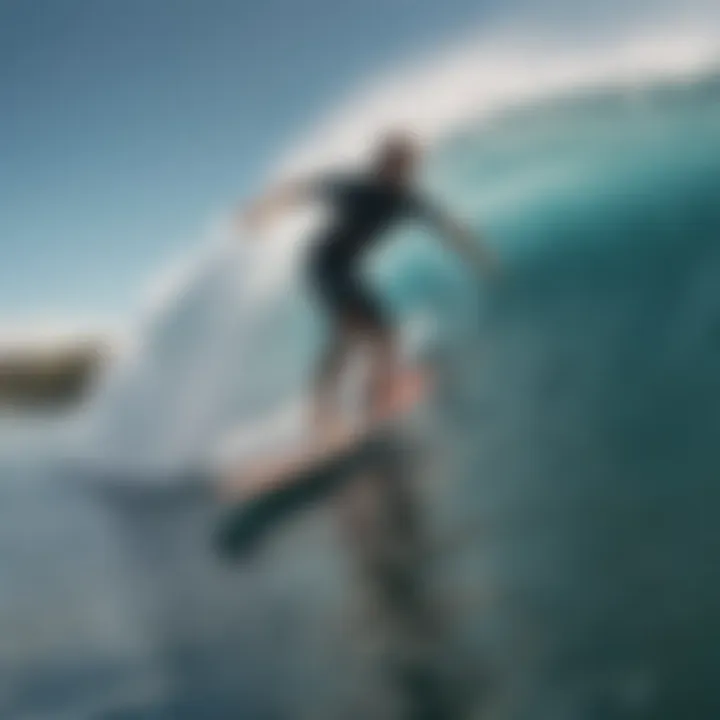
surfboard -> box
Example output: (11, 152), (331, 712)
(214, 367), (430, 559)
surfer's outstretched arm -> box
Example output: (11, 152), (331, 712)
(240, 178), (318, 229)
(429, 208), (498, 277)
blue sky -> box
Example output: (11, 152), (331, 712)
(2, 0), (714, 335)
(1, 0), (499, 331)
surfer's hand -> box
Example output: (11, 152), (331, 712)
(235, 201), (272, 237)
(236, 180), (314, 237)
(237, 202), (261, 231)
(442, 219), (500, 282)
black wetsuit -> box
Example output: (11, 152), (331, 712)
(308, 174), (440, 330)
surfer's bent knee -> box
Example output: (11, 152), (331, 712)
(343, 317), (393, 349)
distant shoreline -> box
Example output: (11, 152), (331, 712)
(0, 339), (110, 409)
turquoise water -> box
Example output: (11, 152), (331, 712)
(2, 71), (720, 717)
(425, 72), (720, 718)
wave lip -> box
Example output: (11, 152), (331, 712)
(278, 25), (720, 178)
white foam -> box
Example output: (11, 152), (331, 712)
(276, 26), (719, 179)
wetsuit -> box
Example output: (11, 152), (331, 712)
(308, 174), (440, 331)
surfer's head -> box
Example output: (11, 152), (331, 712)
(373, 132), (421, 186)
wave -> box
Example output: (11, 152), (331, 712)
(275, 24), (719, 178)
(77, 24), (720, 474)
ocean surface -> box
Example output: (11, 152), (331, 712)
(2, 68), (720, 718)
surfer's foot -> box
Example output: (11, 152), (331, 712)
(369, 369), (427, 424)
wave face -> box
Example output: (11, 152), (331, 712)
(6, 65), (720, 717)
(423, 72), (720, 717)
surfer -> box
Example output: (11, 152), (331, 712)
(241, 132), (496, 429)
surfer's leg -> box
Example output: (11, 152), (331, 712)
(340, 276), (398, 422)
(310, 257), (358, 431)
(311, 262), (398, 426)
(312, 323), (352, 430)
(366, 326), (400, 421)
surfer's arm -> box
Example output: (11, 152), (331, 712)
(240, 173), (350, 231)
(437, 214), (498, 277)
(415, 196), (498, 276)
(241, 179), (318, 229)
